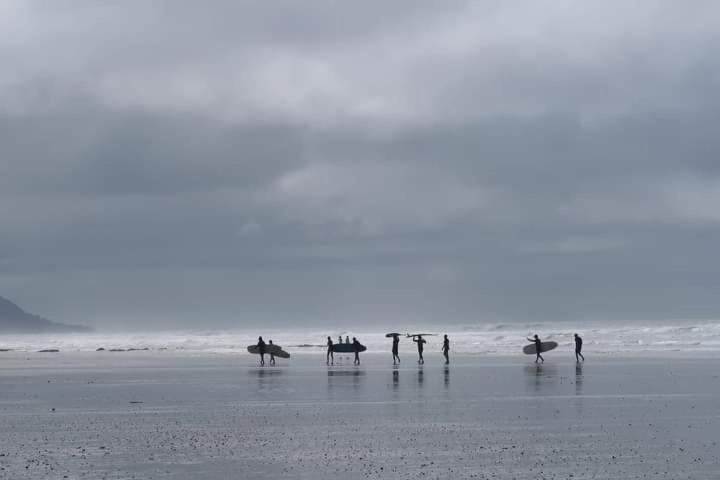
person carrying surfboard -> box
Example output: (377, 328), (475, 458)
(256, 336), (267, 366)
(442, 335), (450, 364)
(527, 334), (544, 363)
(574, 333), (585, 363)
(268, 340), (276, 366)
(391, 334), (400, 365)
(413, 335), (427, 364)
(352, 337), (362, 365)
(327, 336), (334, 365)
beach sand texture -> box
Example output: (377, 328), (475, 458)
(1, 353), (718, 479)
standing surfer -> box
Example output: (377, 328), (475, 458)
(345, 335), (350, 344)
(442, 334), (450, 364)
(391, 334), (400, 365)
(413, 335), (426, 364)
(352, 337), (361, 365)
(268, 340), (276, 366)
(527, 334), (544, 363)
(574, 333), (585, 363)
(327, 336), (334, 365)
(338, 335), (343, 344)
(256, 336), (267, 366)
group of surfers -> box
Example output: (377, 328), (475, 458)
(254, 333), (586, 366)
(324, 334), (450, 366)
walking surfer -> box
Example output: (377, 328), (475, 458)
(527, 334), (544, 363)
(352, 337), (361, 365)
(268, 340), (276, 366)
(327, 336), (334, 365)
(256, 336), (266, 366)
(391, 334), (400, 365)
(574, 333), (585, 362)
(413, 335), (426, 364)
(442, 334), (450, 364)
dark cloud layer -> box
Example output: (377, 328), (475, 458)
(1, 1), (720, 329)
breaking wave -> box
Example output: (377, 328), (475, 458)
(2, 321), (720, 355)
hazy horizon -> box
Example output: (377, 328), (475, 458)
(2, 1), (720, 330)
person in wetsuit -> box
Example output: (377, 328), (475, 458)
(413, 335), (426, 364)
(345, 335), (350, 344)
(268, 339), (276, 366)
(442, 334), (450, 364)
(527, 334), (544, 363)
(257, 336), (266, 366)
(327, 336), (334, 365)
(574, 333), (585, 362)
(338, 335), (343, 344)
(352, 337), (361, 365)
(391, 334), (400, 365)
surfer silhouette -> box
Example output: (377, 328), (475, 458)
(574, 333), (585, 362)
(338, 336), (343, 344)
(268, 340), (276, 366)
(527, 334), (544, 363)
(413, 335), (426, 364)
(257, 336), (266, 366)
(352, 337), (361, 365)
(346, 335), (350, 344)
(442, 334), (450, 364)
(327, 336), (334, 365)
(392, 334), (400, 365)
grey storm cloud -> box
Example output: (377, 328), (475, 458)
(1, 0), (720, 329)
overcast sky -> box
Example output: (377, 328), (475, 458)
(1, 1), (720, 330)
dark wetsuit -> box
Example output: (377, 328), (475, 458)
(257, 339), (266, 366)
(442, 337), (450, 364)
(528, 336), (544, 363)
(353, 340), (361, 365)
(327, 338), (334, 365)
(414, 337), (426, 364)
(575, 335), (584, 362)
(392, 336), (400, 364)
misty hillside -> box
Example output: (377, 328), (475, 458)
(0, 296), (91, 333)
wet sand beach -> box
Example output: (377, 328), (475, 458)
(1, 352), (719, 479)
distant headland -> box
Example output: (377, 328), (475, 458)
(0, 296), (91, 333)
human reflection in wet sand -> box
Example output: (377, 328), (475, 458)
(392, 367), (399, 391)
(417, 366), (424, 386)
(252, 367), (284, 392)
(575, 363), (583, 395)
(443, 365), (450, 389)
(524, 363), (557, 394)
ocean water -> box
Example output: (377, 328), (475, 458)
(2, 321), (720, 355)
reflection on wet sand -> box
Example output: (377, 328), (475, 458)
(524, 364), (558, 393)
(444, 365), (450, 388)
(327, 368), (366, 392)
(392, 368), (399, 390)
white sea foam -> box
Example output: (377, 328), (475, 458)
(2, 321), (720, 355)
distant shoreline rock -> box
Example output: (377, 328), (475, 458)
(0, 296), (92, 334)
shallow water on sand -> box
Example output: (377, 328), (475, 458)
(0, 352), (719, 479)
